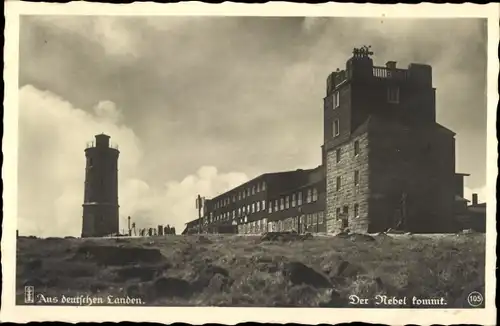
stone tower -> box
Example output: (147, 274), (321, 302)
(81, 134), (120, 237)
(323, 46), (456, 233)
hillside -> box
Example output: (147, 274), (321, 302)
(16, 233), (485, 308)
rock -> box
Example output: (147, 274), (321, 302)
(75, 245), (165, 266)
(149, 277), (191, 299)
(206, 273), (231, 292)
(281, 261), (332, 288)
(191, 264), (230, 291)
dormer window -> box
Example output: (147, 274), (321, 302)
(388, 87), (400, 104)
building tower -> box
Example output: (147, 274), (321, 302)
(81, 134), (120, 237)
(323, 46), (456, 233)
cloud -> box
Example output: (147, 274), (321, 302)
(18, 85), (248, 237)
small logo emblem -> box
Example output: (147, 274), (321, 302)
(24, 286), (35, 304)
(467, 291), (484, 307)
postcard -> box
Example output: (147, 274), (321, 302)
(2, 2), (497, 324)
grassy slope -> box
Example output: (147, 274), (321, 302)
(16, 233), (485, 307)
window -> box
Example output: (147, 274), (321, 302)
(307, 189), (312, 203)
(292, 194), (296, 207)
(318, 212), (324, 224)
(247, 188), (251, 196)
(262, 182), (266, 190)
(262, 200), (266, 210)
(333, 119), (340, 137)
(238, 192), (241, 200)
(256, 183), (261, 192)
(247, 204), (250, 214)
(336, 207), (341, 219)
(336, 148), (341, 163)
(243, 191), (246, 199)
(312, 188), (318, 201)
(233, 195), (236, 202)
(274, 200), (279, 212)
(336, 176), (341, 191)
(354, 140), (360, 156)
(298, 192), (303, 206)
(268, 202), (273, 213)
(334, 91), (340, 108)
(238, 208), (241, 216)
(388, 87), (400, 104)
(256, 201), (260, 211)
(285, 196), (290, 209)
(233, 210), (236, 219)
(354, 204), (359, 218)
(252, 186), (255, 195)
(280, 198), (285, 210)
(307, 215), (312, 225)
(251, 203), (255, 213)
(354, 170), (360, 186)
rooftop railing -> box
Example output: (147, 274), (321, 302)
(86, 141), (119, 150)
(372, 66), (408, 80)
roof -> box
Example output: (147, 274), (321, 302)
(455, 195), (470, 202)
(207, 167), (319, 202)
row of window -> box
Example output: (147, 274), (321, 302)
(331, 87), (400, 111)
(268, 188), (319, 214)
(209, 200), (267, 223)
(213, 181), (267, 209)
(336, 203), (360, 219)
(237, 212), (325, 234)
(334, 171), (360, 191)
(334, 140), (360, 162)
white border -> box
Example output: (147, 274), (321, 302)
(2, 2), (498, 324)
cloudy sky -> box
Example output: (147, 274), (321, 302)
(18, 16), (487, 237)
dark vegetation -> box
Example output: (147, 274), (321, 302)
(16, 233), (485, 307)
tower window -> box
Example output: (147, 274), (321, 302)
(354, 204), (360, 218)
(333, 91), (340, 108)
(333, 119), (340, 137)
(388, 87), (400, 104)
(336, 148), (341, 163)
(354, 170), (360, 186)
(336, 176), (342, 191)
(354, 141), (360, 156)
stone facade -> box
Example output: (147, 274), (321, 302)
(326, 132), (370, 233)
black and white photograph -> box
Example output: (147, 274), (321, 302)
(2, 2), (497, 324)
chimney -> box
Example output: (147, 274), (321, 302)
(472, 193), (478, 205)
(386, 61), (397, 69)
